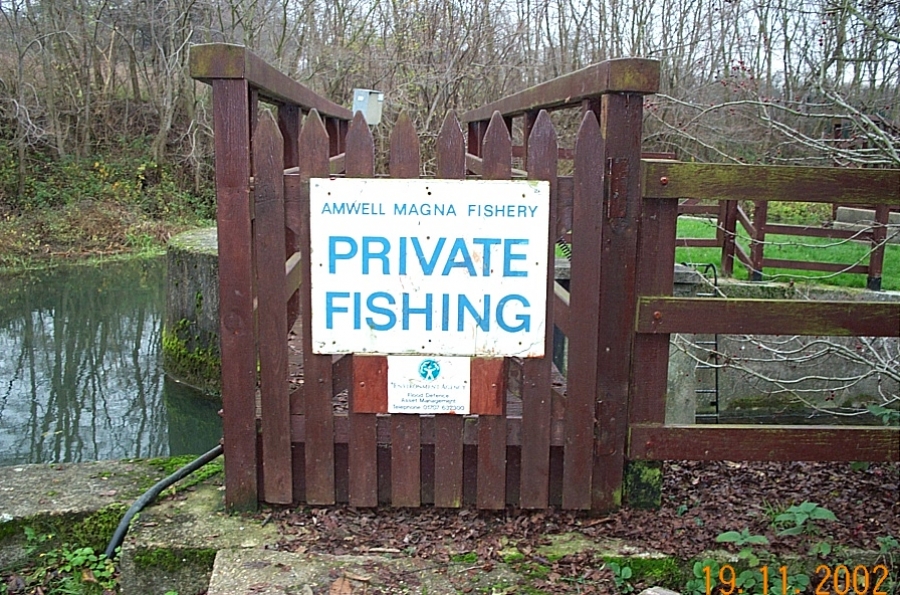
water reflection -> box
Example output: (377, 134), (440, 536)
(0, 258), (221, 466)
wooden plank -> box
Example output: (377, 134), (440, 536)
(433, 111), (466, 508)
(212, 79), (258, 511)
(190, 44), (352, 119)
(474, 112), (510, 511)
(630, 196), (678, 425)
(676, 238), (720, 248)
(629, 424), (900, 462)
(764, 223), (870, 240)
(298, 109), (335, 504)
(589, 93), (645, 512)
(553, 282), (570, 337)
(345, 111), (380, 508)
(279, 105), (302, 329)
(643, 161), (900, 206)
(636, 297), (900, 337)
(678, 204), (720, 216)
(749, 201), (766, 280)
(461, 59), (660, 122)
(868, 204), (889, 289)
(291, 413), (569, 447)
(388, 111), (422, 508)
(563, 110), (602, 510)
(520, 110), (557, 509)
(253, 112), (292, 504)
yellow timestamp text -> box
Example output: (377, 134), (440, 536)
(702, 564), (893, 595)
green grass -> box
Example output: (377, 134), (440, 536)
(675, 217), (900, 291)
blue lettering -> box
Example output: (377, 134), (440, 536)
(496, 294), (530, 332)
(394, 203), (409, 215)
(326, 292), (350, 329)
(473, 238), (501, 276)
(503, 239), (528, 277)
(362, 236), (390, 274)
(458, 295), (489, 331)
(412, 237), (446, 275)
(441, 238), (477, 276)
(366, 292), (396, 330)
(329, 236), (357, 273)
(403, 293), (433, 330)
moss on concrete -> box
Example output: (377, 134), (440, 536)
(133, 546), (217, 572)
(602, 555), (685, 590)
(624, 461), (663, 510)
(162, 319), (221, 396)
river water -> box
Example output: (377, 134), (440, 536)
(0, 258), (222, 466)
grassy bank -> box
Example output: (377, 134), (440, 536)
(676, 216), (900, 291)
(0, 138), (214, 271)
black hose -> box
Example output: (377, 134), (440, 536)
(104, 444), (224, 559)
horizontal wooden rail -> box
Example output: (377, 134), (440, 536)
(190, 43), (352, 119)
(643, 161), (900, 205)
(629, 424), (899, 462)
(764, 223), (872, 241)
(466, 153), (527, 177)
(676, 238), (720, 248)
(636, 297), (899, 336)
(461, 58), (659, 122)
(284, 251), (302, 301)
(291, 412), (568, 447)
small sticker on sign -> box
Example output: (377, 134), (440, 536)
(387, 356), (470, 414)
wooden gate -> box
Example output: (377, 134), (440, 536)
(190, 43), (899, 512)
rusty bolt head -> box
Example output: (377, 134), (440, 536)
(653, 310), (663, 320)
(660, 176), (669, 186)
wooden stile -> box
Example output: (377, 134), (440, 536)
(389, 112), (423, 508)
(432, 112), (466, 508)
(253, 113), (292, 504)
(298, 110), (336, 504)
(475, 112), (511, 510)
(519, 110), (557, 509)
(345, 111), (380, 508)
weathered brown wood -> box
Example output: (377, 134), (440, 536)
(520, 110), (557, 509)
(467, 121), (488, 159)
(253, 113), (292, 504)
(553, 282), (570, 337)
(589, 93), (645, 512)
(388, 111), (422, 508)
(629, 424), (900, 462)
(636, 297), (900, 337)
(433, 111), (466, 508)
(678, 204), (720, 216)
(563, 110), (602, 510)
(345, 111), (379, 508)
(868, 204), (889, 290)
(212, 79), (258, 511)
(191, 44), (351, 119)
(462, 59), (660, 122)
(298, 110), (335, 504)
(764, 223), (871, 240)
(750, 201), (766, 280)
(630, 197), (678, 425)
(475, 113), (511, 510)
(720, 201), (736, 275)
(643, 161), (900, 205)
(466, 153), (527, 178)
(677, 238), (720, 248)
(279, 106), (303, 328)
(284, 251), (302, 301)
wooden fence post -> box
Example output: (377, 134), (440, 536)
(212, 78), (258, 511)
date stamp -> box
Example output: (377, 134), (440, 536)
(701, 564), (893, 595)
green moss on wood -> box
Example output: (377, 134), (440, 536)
(624, 461), (662, 510)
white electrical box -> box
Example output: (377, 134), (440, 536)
(351, 89), (384, 126)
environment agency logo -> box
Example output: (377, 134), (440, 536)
(418, 358), (440, 381)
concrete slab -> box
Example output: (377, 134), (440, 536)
(207, 548), (467, 595)
(118, 479), (279, 595)
(0, 459), (167, 570)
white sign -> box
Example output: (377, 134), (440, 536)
(387, 356), (470, 414)
(310, 178), (549, 357)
